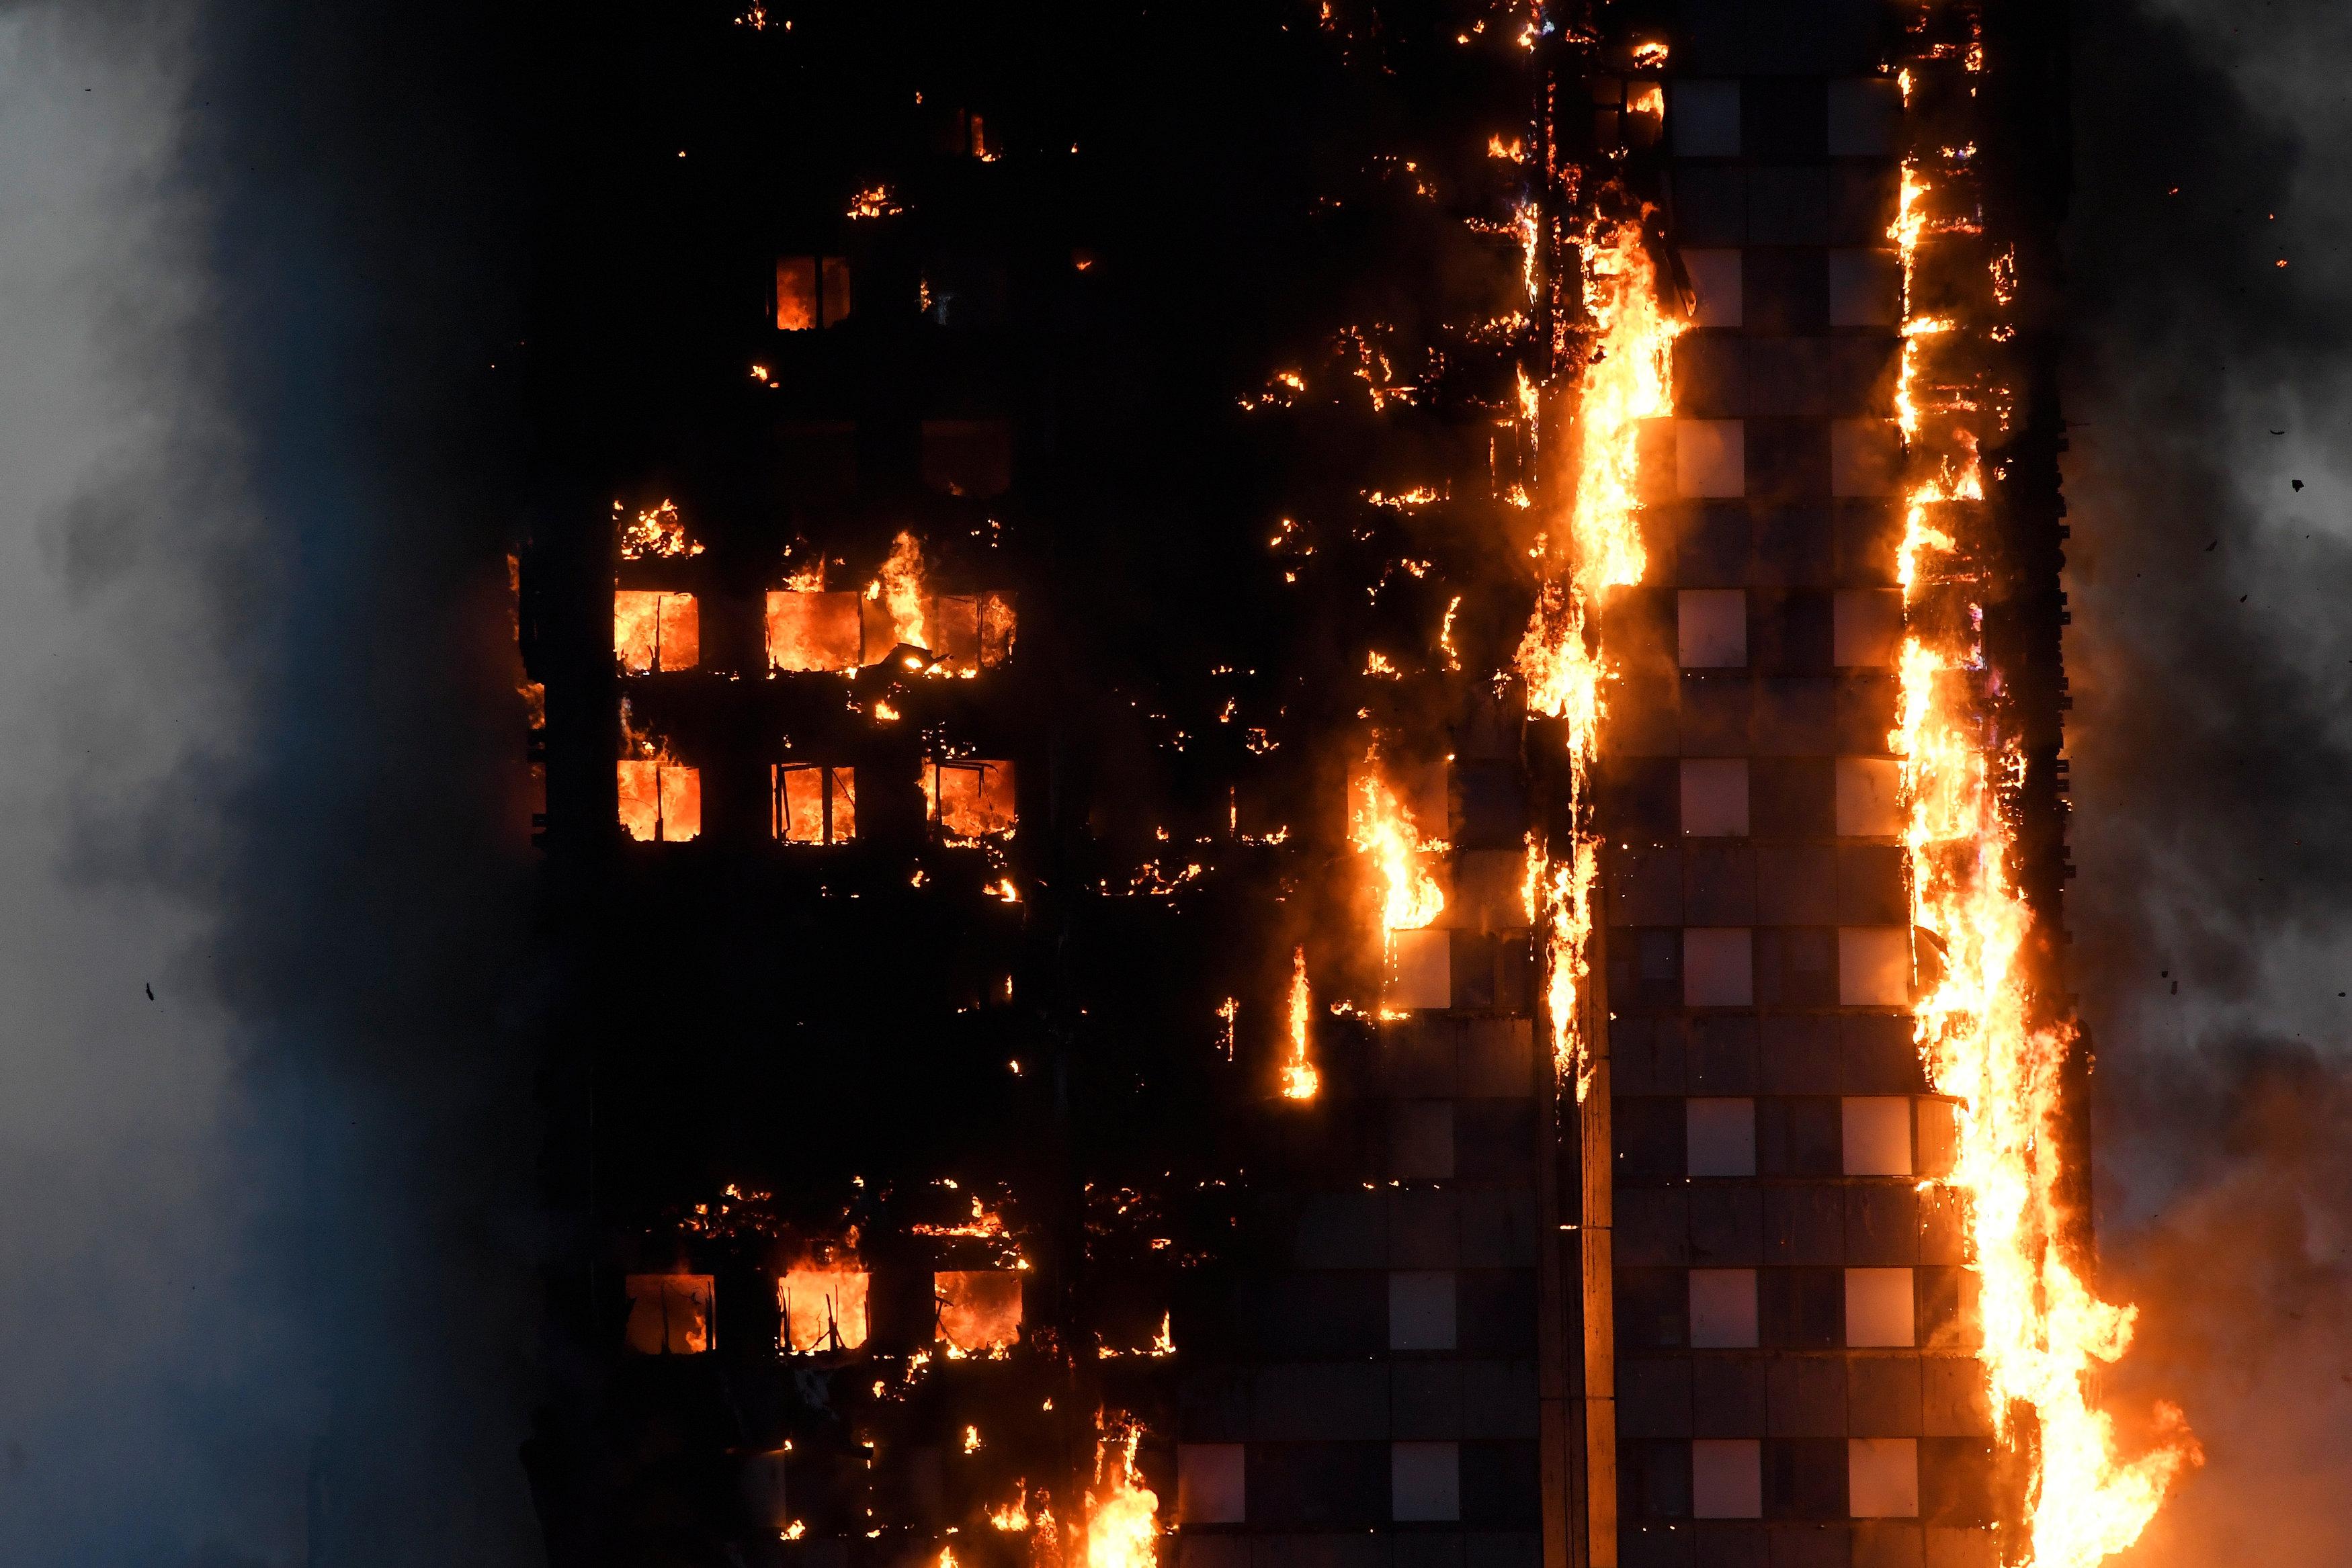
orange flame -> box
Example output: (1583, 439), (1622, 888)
(870, 531), (932, 652)
(1080, 1421), (1159, 1568)
(1349, 748), (1449, 948)
(1892, 72), (2197, 1565)
(1518, 220), (1681, 1088)
(1280, 947), (1318, 1100)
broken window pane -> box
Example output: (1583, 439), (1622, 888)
(624, 1273), (714, 1354)
(925, 760), (1016, 838)
(775, 257), (851, 331)
(614, 590), (700, 673)
(618, 760), (702, 842)
(773, 765), (857, 844)
(934, 1270), (1021, 1354)
(767, 590), (864, 672)
(779, 1268), (870, 1353)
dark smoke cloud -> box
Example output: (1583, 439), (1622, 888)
(0, 1), (541, 1563)
(2064, 0), (2352, 1561)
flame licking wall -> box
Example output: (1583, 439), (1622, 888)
(518, 5), (2185, 1568)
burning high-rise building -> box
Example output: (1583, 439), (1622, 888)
(515, 5), (2191, 1568)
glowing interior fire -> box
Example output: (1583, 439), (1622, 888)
(1079, 1421), (1159, 1568)
(778, 1266), (869, 1353)
(1889, 64), (2197, 1565)
(925, 759), (1017, 838)
(767, 534), (1012, 674)
(934, 1270), (1022, 1355)
(1517, 221), (1680, 1088)
(614, 589), (698, 673)
(622, 1272), (713, 1355)
(1348, 748), (1449, 955)
(1279, 946), (1318, 1100)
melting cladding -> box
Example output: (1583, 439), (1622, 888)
(515, 5), (2186, 1568)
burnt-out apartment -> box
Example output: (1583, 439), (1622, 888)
(516, 5), (2076, 1568)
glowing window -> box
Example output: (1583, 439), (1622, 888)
(1847, 1438), (1919, 1518)
(623, 1273), (713, 1355)
(1835, 757), (1902, 836)
(929, 592), (1017, 673)
(779, 1268), (869, 1353)
(773, 765), (857, 845)
(1846, 1267), (1915, 1348)
(935, 1270), (1021, 1353)
(1837, 926), (1910, 1005)
(925, 759), (1016, 838)
(1675, 419), (1746, 498)
(614, 590), (699, 673)
(1388, 927), (1452, 1010)
(617, 760), (702, 842)
(767, 590), (865, 672)
(775, 255), (851, 331)
(1841, 1097), (1913, 1176)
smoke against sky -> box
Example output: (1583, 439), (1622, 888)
(0, 1), (540, 1563)
(2065, 1), (2352, 1562)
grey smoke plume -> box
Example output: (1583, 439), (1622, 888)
(2066, 0), (2352, 1561)
(0, 2), (540, 1563)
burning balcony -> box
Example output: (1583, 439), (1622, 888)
(778, 1266), (870, 1353)
(617, 759), (702, 842)
(614, 590), (699, 674)
(934, 1270), (1021, 1354)
(773, 765), (857, 845)
(623, 1272), (714, 1354)
(775, 255), (851, 331)
(925, 760), (1016, 838)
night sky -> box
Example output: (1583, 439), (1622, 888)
(1, 1), (2349, 1564)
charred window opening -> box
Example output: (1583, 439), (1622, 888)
(773, 765), (857, 844)
(919, 419), (1011, 498)
(617, 760), (702, 842)
(933, 1270), (1021, 1354)
(623, 1273), (713, 1355)
(775, 255), (851, 331)
(779, 1268), (870, 1353)
(924, 760), (1015, 838)
(614, 590), (699, 674)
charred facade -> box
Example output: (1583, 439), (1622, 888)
(515, 7), (2153, 1568)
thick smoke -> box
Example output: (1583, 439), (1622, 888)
(0, 2), (540, 1563)
(2064, 0), (2352, 1561)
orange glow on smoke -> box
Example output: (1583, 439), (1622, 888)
(1280, 947), (1318, 1100)
(1080, 1420), (1160, 1568)
(1519, 220), (1680, 1088)
(1891, 79), (2196, 1566)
